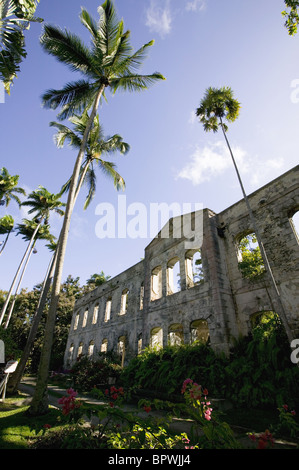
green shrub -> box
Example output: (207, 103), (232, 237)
(121, 316), (299, 409)
(70, 352), (122, 392)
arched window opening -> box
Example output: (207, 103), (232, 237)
(185, 249), (204, 287)
(88, 340), (95, 359)
(289, 209), (299, 243)
(250, 310), (281, 339)
(151, 266), (162, 301)
(101, 339), (108, 353)
(150, 327), (163, 350)
(77, 342), (83, 359)
(167, 257), (181, 295)
(190, 319), (209, 344)
(168, 323), (184, 346)
(120, 289), (129, 315)
(140, 282), (144, 310)
(105, 298), (112, 322)
(137, 334), (143, 354)
(82, 309), (88, 328)
(74, 313), (80, 330)
(237, 232), (265, 279)
(68, 344), (74, 365)
(118, 335), (126, 367)
(92, 304), (99, 324)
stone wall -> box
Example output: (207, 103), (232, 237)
(64, 165), (299, 368)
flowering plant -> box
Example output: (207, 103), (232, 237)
(181, 378), (213, 421)
(249, 430), (274, 449)
(271, 404), (298, 439)
(180, 378), (240, 449)
(58, 388), (82, 421)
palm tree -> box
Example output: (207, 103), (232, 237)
(51, 110), (129, 210)
(7, 241), (58, 394)
(0, 186), (65, 326)
(0, 167), (26, 207)
(28, 0), (164, 415)
(0, 214), (14, 254)
(196, 86), (294, 343)
(0, 0), (42, 94)
(3, 219), (55, 329)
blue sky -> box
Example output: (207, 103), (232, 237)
(1, 0), (299, 292)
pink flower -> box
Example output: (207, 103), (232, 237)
(291, 410), (296, 416)
(43, 424), (52, 429)
(283, 404), (288, 411)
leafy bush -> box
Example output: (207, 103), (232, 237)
(70, 352), (122, 392)
(121, 315), (299, 409)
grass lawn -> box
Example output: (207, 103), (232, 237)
(0, 398), (61, 449)
(1, 392), (298, 449)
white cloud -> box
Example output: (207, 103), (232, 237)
(177, 141), (247, 185)
(145, 0), (172, 37)
(185, 0), (206, 12)
(176, 141), (284, 188)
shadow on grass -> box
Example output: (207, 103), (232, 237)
(0, 404), (61, 449)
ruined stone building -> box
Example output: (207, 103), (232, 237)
(63, 165), (299, 368)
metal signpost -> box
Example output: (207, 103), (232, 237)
(0, 360), (18, 402)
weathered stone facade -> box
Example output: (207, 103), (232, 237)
(64, 165), (299, 368)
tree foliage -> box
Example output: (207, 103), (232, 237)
(282, 0), (299, 35)
(0, 0), (42, 93)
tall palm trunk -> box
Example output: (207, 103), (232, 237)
(0, 220), (42, 326)
(219, 117), (294, 343)
(8, 250), (57, 394)
(0, 229), (12, 255)
(28, 86), (105, 415)
(4, 240), (36, 329)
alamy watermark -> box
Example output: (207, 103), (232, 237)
(290, 339), (299, 364)
(95, 196), (203, 249)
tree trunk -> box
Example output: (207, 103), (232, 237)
(7, 251), (57, 394)
(4, 241), (36, 329)
(220, 118), (294, 343)
(27, 86), (105, 416)
(0, 221), (41, 326)
(0, 230), (11, 255)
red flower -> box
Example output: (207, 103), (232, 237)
(143, 405), (151, 413)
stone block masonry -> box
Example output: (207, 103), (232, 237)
(64, 165), (299, 367)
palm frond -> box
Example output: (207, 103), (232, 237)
(110, 72), (165, 93)
(40, 24), (95, 75)
(49, 121), (82, 149)
(115, 39), (155, 75)
(41, 79), (97, 120)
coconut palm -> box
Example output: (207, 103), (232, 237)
(196, 86), (294, 343)
(0, 214), (14, 254)
(51, 110), (129, 210)
(3, 219), (55, 329)
(8, 241), (58, 394)
(0, 186), (65, 326)
(0, 0), (42, 93)
(0, 167), (26, 207)
(28, 0), (164, 415)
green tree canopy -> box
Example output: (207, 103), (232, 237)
(0, 0), (42, 93)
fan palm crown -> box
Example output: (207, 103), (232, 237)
(196, 86), (241, 133)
